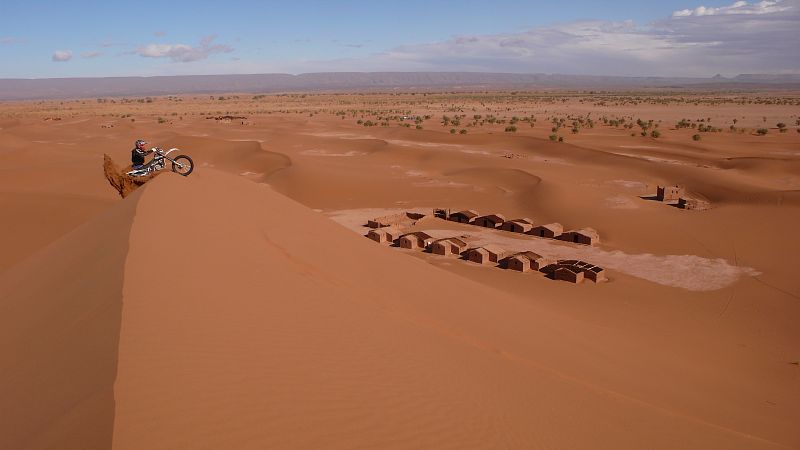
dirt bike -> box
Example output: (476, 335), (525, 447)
(127, 147), (194, 177)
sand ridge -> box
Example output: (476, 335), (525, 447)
(110, 170), (787, 449)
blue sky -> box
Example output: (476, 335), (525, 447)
(1, 0), (797, 78)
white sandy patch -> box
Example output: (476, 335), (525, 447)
(460, 149), (494, 156)
(619, 145), (663, 150)
(608, 179), (647, 190)
(412, 180), (471, 189)
(613, 152), (687, 165)
(386, 139), (463, 149)
(303, 132), (376, 140)
(612, 152), (718, 169)
(405, 170), (427, 177)
(300, 149), (366, 157)
(55, 118), (90, 126)
(605, 195), (639, 209)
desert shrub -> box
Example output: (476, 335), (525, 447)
(415, 125), (423, 130)
(777, 122), (786, 129)
(692, 134), (701, 141)
(756, 128), (768, 135)
(356, 119), (363, 124)
(459, 129), (467, 134)
(558, 136), (564, 142)
(450, 128), (456, 134)
(549, 134), (558, 141)
(505, 125), (517, 132)
(651, 130), (661, 138)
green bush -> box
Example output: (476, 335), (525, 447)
(549, 134), (558, 141)
(651, 130), (661, 138)
(692, 134), (701, 141)
(756, 128), (768, 135)
(504, 125), (517, 132)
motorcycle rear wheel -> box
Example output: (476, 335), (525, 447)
(172, 155), (194, 176)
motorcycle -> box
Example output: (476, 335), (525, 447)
(127, 147), (194, 177)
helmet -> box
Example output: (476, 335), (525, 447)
(135, 139), (147, 150)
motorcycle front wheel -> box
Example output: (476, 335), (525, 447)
(171, 155), (194, 176)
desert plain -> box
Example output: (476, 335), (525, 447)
(1, 90), (799, 448)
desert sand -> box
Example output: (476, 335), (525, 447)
(1, 91), (799, 448)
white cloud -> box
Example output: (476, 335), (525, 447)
(272, 0), (798, 77)
(135, 35), (233, 62)
(51, 50), (72, 62)
(673, 0), (789, 16)
(81, 51), (102, 59)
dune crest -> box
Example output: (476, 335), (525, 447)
(103, 154), (160, 198)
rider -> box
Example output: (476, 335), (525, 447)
(131, 139), (155, 169)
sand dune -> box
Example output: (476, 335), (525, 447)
(1, 92), (799, 448)
(0, 170), (790, 449)
(0, 188), (141, 449)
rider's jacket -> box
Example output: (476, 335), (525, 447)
(132, 148), (147, 166)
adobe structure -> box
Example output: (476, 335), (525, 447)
(678, 197), (710, 211)
(474, 213), (507, 229)
(398, 231), (434, 250)
(529, 223), (564, 239)
(554, 266), (585, 283)
(365, 227), (402, 245)
(543, 259), (606, 283)
(558, 228), (600, 246)
(656, 185), (685, 202)
(506, 251), (552, 272)
(449, 210), (480, 224)
(433, 208), (450, 220)
(367, 211), (426, 229)
(501, 218), (534, 234)
(430, 237), (468, 257)
(466, 245), (505, 265)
